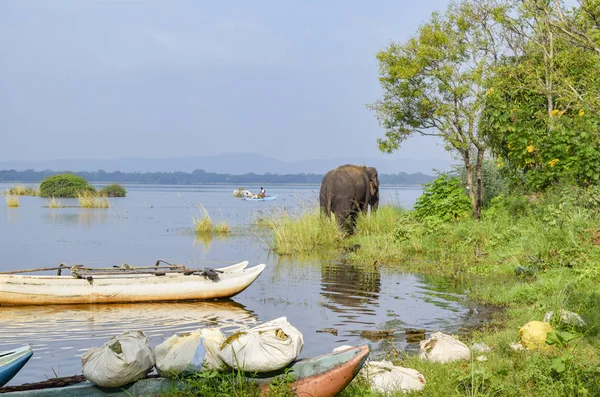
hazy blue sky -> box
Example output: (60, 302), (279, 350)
(0, 0), (455, 163)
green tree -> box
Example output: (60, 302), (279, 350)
(369, 0), (510, 219)
(39, 174), (96, 197)
(482, 0), (600, 190)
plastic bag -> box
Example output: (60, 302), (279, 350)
(156, 328), (225, 376)
(219, 317), (303, 372)
(360, 360), (426, 393)
(518, 321), (552, 350)
(543, 310), (586, 327)
(82, 330), (155, 387)
(419, 332), (470, 363)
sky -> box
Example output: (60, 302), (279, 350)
(0, 0), (455, 163)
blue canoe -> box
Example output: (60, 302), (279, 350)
(243, 195), (277, 201)
(0, 346), (33, 387)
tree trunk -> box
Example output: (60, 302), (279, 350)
(461, 151), (477, 216)
(475, 149), (484, 220)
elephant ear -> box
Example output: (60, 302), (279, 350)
(367, 167), (379, 196)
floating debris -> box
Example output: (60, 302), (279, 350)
(316, 328), (338, 336)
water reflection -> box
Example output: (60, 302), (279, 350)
(0, 301), (258, 383)
(320, 263), (381, 324)
(5, 208), (19, 224)
(42, 210), (109, 227)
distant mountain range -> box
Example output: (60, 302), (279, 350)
(0, 153), (455, 175)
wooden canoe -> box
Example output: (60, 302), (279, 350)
(243, 195), (277, 201)
(0, 261), (266, 306)
(0, 346), (33, 387)
(0, 345), (370, 396)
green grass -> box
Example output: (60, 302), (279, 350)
(76, 191), (109, 208)
(192, 204), (213, 234)
(5, 195), (19, 207)
(262, 197), (600, 396)
(4, 184), (39, 196)
(266, 206), (343, 255)
(161, 369), (295, 397)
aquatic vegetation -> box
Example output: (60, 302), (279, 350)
(40, 174), (96, 197)
(4, 184), (39, 196)
(214, 222), (231, 234)
(76, 191), (109, 208)
(48, 197), (63, 208)
(192, 205), (212, 234)
(268, 206), (342, 255)
(99, 184), (127, 197)
(5, 195), (19, 207)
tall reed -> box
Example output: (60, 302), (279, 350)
(76, 191), (109, 208)
(5, 195), (19, 207)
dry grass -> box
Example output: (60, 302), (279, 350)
(5, 195), (19, 207)
(5, 184), (39, 196)
(76, 191), (109, 208)
(48, 197), (63, 208)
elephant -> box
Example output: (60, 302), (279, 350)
(319, 164), (379, 232)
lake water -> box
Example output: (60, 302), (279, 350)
(0, 183), (470, 385)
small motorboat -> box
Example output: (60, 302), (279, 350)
(0, 346), (33, 387)
(0, 260), (266, 306)
(0, 345), (369, 396)
(243, 195), (277, 201)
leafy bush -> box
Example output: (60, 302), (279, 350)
(414, 174), (472, 221)
(39, 174), (96, 197)
(99, 184), (127, 197)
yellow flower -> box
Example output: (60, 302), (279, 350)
(550, 109), (560, 117)
(486, 88), (494, 95)
(526, 145), (535, 153)
(579, 109), (585, 117)
(496, 162), (504, 168)
(548, 158), (559, 167)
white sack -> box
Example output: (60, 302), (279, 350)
(82, 330), (155, 387)
(360, 360), (426, 393)
(219, 317), (303, 372)
(543, 309), (586, 327)
(156, 328), (225, 376)
(419, 332), (470, 363)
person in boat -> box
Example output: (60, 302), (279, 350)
(259, 187), (266, 198)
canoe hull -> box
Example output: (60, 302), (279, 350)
(0, 346), (33, 387)
(0, 345), (370, 396)
(0, 262), (265, 306)
(243, 195), (277, 201)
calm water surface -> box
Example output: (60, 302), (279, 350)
(0, 183), (470, 385)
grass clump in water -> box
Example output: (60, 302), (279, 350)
(5, 184), (39, 196)
(5, 195), (19, 207)
(48, 197), (63, 208)
(269, 206), (342, 255)
(76, 191), (109, 208)
(214, 222), (231, 234)
(192, 205), (213, 235)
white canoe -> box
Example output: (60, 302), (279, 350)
(0, 261), (266, 306)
